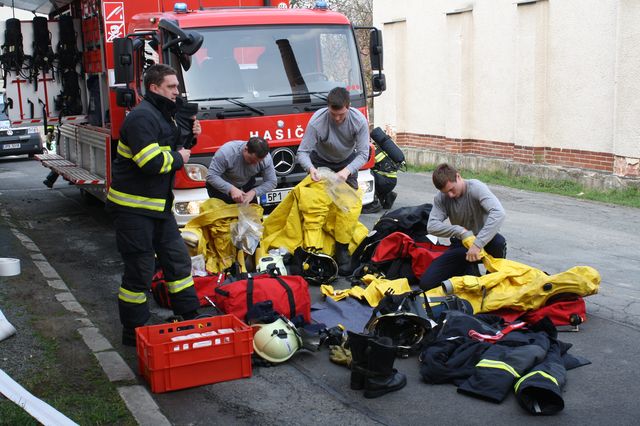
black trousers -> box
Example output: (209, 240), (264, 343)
(419, 233), (507, 291)
(113, 212), (199, 328)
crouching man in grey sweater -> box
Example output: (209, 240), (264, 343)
(419, 163), (507, 291)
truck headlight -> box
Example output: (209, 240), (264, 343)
(27, 127), (40, 134)
(174, 200), (205, 216)
(184, 164), (208, 181)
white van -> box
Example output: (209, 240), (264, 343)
(0, 94), (43, 158)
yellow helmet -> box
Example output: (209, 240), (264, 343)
(252, 317), (302, 363)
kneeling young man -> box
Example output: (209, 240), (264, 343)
(419, 163), (507, 290)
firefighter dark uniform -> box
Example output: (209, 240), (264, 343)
(420, 311), (587, 415)
(106, 91), (199, 340)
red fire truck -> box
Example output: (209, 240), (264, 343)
(3, 0), (386, 225)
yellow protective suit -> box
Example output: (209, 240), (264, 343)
(183, 199), (263, 273)
(320, 274), (411, 307)
(438, 236), (601, 313)
(260, 176), (368, 256)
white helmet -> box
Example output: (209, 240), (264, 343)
(252, 317), (302, 363)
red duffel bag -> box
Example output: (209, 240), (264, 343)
(214, 272), (311, 323)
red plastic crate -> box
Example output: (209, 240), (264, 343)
(136, 315), (253, 393)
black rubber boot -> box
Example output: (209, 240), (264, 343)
(122, 327), (137, 347)
(335, 243), (353, 276)
(346, 331), (375, 390)
(361, 198), (383, 214)
(363, 337), (407, 398)
(381, 191), (397, 210)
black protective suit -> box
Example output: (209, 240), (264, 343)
(420, 311), (588, 415)
(106, 92), (199, 328)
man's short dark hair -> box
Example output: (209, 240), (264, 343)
(327, 87), (350, 110)
(144, 64), (177, 91)
(246, 137), (269, 158)
(432, 163), (459, 190)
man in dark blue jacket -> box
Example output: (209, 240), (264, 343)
(106, 64), (201, 346)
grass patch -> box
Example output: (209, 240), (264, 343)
(407, 164), (640, 208)
(0, 330), (136, 426)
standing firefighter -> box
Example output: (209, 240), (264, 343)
(106, 64), (201, 346)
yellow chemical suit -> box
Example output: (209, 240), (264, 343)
(183, 199), (263, 273)
(321, 274), (411, 307)
(260, 176), (368, 256)
(438, 236), (601, 313)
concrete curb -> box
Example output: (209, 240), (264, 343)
(402, 148), (640, 191)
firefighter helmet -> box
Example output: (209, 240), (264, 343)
(365, 312), (433, 358)
(298, 248), (338, 285)
(252, 317), (302, 363)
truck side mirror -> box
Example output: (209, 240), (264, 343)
(370, 29), (384, 71)
(113, 38), (134, 84)
(372, 73), (386, 93)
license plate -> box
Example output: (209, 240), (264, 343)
(260, 188), (291, 205)
(3, 143), (20, 149)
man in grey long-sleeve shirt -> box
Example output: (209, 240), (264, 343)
(205, 137), (276, 205)
(419, 163), (507, 290)
(296, 86), (370, 275)
(296, 86), (370, 190)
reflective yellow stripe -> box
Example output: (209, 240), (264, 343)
(159, 146), (171, 151)
(375, 151), (388, 162)
(476, 359), (521, 378)
(117, 140), (133, 158)
(376, 170), (397, 178)
(107, 187), (166, 212)
(160, 151), (174, 174)
(133, 143), (162, 168)
(514, 370), (559, 393)
(118, 287), (147, 304)
(166, 276), (194, 293)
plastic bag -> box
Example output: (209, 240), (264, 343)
(231, 205), (264, 255)
(317, 167), (360, 212)
(190, 254), (207, 277)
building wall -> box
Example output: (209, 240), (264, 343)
(372, 0), (640, 177)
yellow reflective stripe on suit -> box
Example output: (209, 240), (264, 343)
(117, 140), (133, 158)
(118, 287), (147, 304)
(514, 370), (558, 393)
(107, 187), (166, 212)
(166, 276), (194, 293)
(476, 359), (521, 378)
(132, 142), (162, 168)
(375, 151), (387, 162)
(160, 151), (174, 174)
(376, 170), (397, 178)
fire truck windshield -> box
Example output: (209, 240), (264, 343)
(182, 24), (365, 112)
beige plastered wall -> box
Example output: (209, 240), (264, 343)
(372, 0), (640, 177)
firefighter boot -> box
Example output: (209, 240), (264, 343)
(346, 331), (375, 390)
(122, 327), (137, 347)
(335, 243), (353, 276)
(363, 336), (407, 398)
(381, 191), (397, 210)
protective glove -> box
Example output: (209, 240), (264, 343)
(329, 342), (352, 368)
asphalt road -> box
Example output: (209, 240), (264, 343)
(1, 156), (640, 425)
